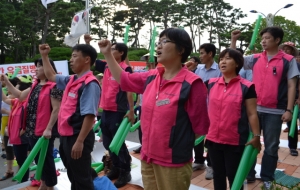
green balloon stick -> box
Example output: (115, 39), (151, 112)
(194, 135), (205, 146)
(231, 133), (258, 190)
(249, 15), (262, 51)
(30, 157), (61, 171)
(95, 163), (104, 173)
(289, 105), (299, 138)
(130, 120), (140, 132)
(11, 67), (21, 79)
(109, 117), (129, 154)
(93, 119), (101, 132)
(35, 138), (49, 180)
(97, 129), (102, 137)
(149, 27), (157, 63)
(91, 162), (102, 167)
(115, 122), (131, 154)
(54, 158), (61, 162)
(124, 25), (130, 45)
(13, 137), (44, 182)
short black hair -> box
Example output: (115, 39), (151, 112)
(219, 48), (244, 75)
(260, 26), (284, 46)
(190, 56), (200, 64)
(236, 48), (244, 55)
(35, 58), (58, 73)
(18, 81), (32, 91)
(9, 77), (20, 87)
(199, 43), (216, 57)
(111, 43), (128, 62)
(72, 44), (98, 66)
(159, 28), (192, 63)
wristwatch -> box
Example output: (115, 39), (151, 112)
(286, 109), (293, 114)
(253, 134), (261, 137)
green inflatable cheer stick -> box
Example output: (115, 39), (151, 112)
(115, 122), (132, 155)
(91, 162), (102, 167)
(95, 163), (104, 173)
(109, 117), (129, 154)
(54, 158), (61, 162)
(123, 25), (130, 45)
(13, 137), (44, 182)
(231, 133), (257, 190)
(130, 120), (140, 132)
(149, 27), (157, 63)
(249, 15), (262, 51)
(97, 129), (102, 137)
(30, 157), (61, 171)
(11, 67), (21, 79)
(194, 135), (205, 146)
(289, 105), (299, 138)
(35, 138), (49, 180)
(2, 87), (8, 96)
(93, 119), (101, 132)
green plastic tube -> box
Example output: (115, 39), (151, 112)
(30, 157), (61, 171)
(91, 162), (102, 167)
(35, 138), (49, 180)
(12, 137), (44, 182)
(149, 27), (157, 63)
(109, 117), (130, 155)
(97, 129), (102, 137)
(11, 68), (21, 79)
(124, 25), (130, 45)
(231, 133), (258, 190)
(93, 119), (101, 132)
(249, 15), (262, 50)
(95, 163), (104, 173)
(129, 120), (140, 132)
(194, 135), (205, 146)
(289, 105), (299, 138)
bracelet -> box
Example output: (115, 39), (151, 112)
(286, 109), (293, 114)
(253, 134), (261, 137)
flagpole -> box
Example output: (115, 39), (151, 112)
(85, 0), (90, 33)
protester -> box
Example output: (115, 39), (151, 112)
(1, 76), (32, 182)
(205, 48), (261, 190)
(85, 33), (135, 188)
(98, 28), (210, 190)
(231, 27), (299, 189)
(279, 42), (300, 156)
(39, 43), (100, 190)
(3, 59), (62, 190)
(0, 77), (19, 181)
(236, 48), (253, 81)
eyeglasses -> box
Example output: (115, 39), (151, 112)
(155, 39), (174, 47)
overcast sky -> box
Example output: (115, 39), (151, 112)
(89, 0), (299, 52)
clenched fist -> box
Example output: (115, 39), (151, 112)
(231, 30), (241, 41)
(98, 40), (112, 55)
(84, 34), (92, 44)
(39, 44), (51, 57)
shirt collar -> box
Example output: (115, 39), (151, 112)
(201, 62), (218, 70)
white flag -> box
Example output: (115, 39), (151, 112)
(41, 0), (58, 8)
(64, 7), (93, 47)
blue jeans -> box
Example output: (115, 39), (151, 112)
(252, 112), (282, 181)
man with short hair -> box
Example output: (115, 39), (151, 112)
(186, 43), (221, 180)
(231, 27), (299, 189)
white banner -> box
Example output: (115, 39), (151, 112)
(0, 60), (69, 78)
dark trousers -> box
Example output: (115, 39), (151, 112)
(13, 144), (29, 182)
(101, 110), (131, 171)
(28, 137), (57, 187)
(208, 141), (244, 190)
(135, 106), (142, 145)
(194, 140), (211, 166)
(3, 135), (14, 160)
(286, 121), (298, 149)
(60, 131), (95, 190)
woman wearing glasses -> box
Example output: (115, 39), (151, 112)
(98, 28), (209, 190)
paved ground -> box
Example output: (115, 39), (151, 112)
(1, 128), (300, 189)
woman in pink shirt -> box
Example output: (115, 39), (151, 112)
(98, 28), (210, 190)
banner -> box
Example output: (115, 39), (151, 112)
(0, 60), (69, 78)
(64, 7), (93, 47)
(41, 0), (58, 8)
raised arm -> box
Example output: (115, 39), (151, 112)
(2, 89), (11, 105)
(230, 30), (241, 49)
(98, 40), (123, 83)
(1, 75), (30, 101)
(39, 44), (57, 82)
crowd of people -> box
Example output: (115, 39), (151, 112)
(0, 25), (299, 190)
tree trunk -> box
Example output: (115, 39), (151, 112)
(42, 9), (50, 44)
